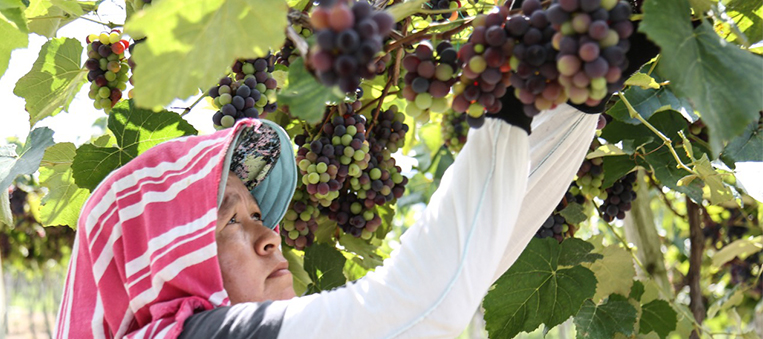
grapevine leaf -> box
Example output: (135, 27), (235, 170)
(24, 0), (62, 37)
(0, 127), (55, 192)
(483, 238), (600, 339)
(688, 0), (713, 13)
(338, 233), (384, 269)
(624, 73), (660, 89)
(711, 236), (763, 268)
(278, 58), (343, 124)
(600, 110), (686, 150)
(559, 202), (587, 224)
(286, 0), (310, 11)
(573, 294), (637, 339)
(707, 287), (744, 319)
(639, 144), (704, 204)
(385, 0), (428, 22)
(723, 0), (763, 46)
(639, 299), (677, 339)
(583, 246), (635, 303)
(586, 144), (627, 159)
(692, 154), (734, 204)
(723, 118), (763, 163)
(0, 0), (28, 79)
(640, 0), (763, 156)
(629, 280), (645, 302)
(283, 246), (311, 296)
(125, 0), (288, 108)
(38, 142), (89, 228)
(71, 100), (198, 191)
(607, 73), (696, 125)
(429, 145), (454, 180)
(0, 188), (10, 226)
(601, 156), (636, 190)
(419, 121), (443, 158)
(303, 242), (347, 293)
(13, 38), (87, 127)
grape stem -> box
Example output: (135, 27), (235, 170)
(618, 93), (696, 174)
(366, 77), (395, 137)
(29, 15), (122, 29)
(179, 94), (206, 117)
(649, 180), (687, 219)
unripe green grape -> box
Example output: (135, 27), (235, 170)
(341, 134), (353, 146)
(351, 202), (362, 214)
(219, 93), (232, 105)
(299, 159), (311, 171)
(468, 56), (487, 73)
(98, 87), (111, 98)
(467, 103), (484, 118)
(242, 63), (255, 75)
(346, 125), (357, 136)
(105, 71), (117, 82)
(307, 172), (320, 184)
(316, 162), (328, 173)
(415, 93), (433, 110)
(320, 172), (330, 182)
(221, 115), (236, 128)
(430, 97), (449, 112)
(353, 150), (365, 161)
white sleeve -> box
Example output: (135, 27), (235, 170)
(493, 106), (598, 281)
(276, 119), (531, 339)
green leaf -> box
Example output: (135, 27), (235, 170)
(483, 238), (600, 339)
(303, 242), (347, 293)
(0, 127), (55, 192)
(278, 58), (343, 124)
(607, 81), (695, 125)
(723, 118), (763, 163)
(71, 100), (198, 191)
(639, 299), (677, 339)
(640, 145), (704, 203)
(724, 0), (763, 46)
(712, 236), (763, 268)
(24, 0), (62, 37)
(38, 142), (89, 228)
(573, 294), (637, 339)
(693, 154), (734, 204)
(125, 0), (288, 108)
(586, 144), (627, 159)
(560, 202), (587, 224)
(601, 156), (636, 190)
(283, 246), (312, 296)
(707, 287), (744, 319)
(688, 0), (713, 13)
(0, 188), (11, 227)
(629, 280), (645, 302)
(0, 0), (28, 79)
(640, 0), (763, 156)
(338, 233), (384, 269)
(13, 37), (87, 127)
(583, 246), (635, 303)
(286, 0), (310, 11)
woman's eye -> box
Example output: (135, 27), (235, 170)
(251, 212), (261, 221)
(227, 215), (238, 225)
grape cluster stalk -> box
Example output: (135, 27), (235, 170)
(310, 0), (394, 92)
(84, 30), (130, 112)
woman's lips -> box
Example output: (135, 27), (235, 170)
(268, 262), (290, 278)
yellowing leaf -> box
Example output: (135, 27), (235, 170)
(693, 154), (734, 204)
(584, 245), (636, 303)
(625, 73), (661, 90)
(126, 0), (288, 108)
(586, 144), (627, 159)
(712, 236), (763, 268)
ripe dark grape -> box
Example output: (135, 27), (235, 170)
(276, 22), (312, 66)
(599, 171), (638, 222)
(551, 0), (634, 107)
(402, 41), (459, 122)
(535, 187), (586, 241)
(229, 54), (278, 117)
(84, 30), (129, 112)
(310, 1), (393, 93)
(424, 0), (460, 22)
(452, 7), (513, 123)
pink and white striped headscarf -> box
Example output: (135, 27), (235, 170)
(55, 119), (289, 339)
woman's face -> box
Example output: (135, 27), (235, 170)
(215, 172), (295, 304)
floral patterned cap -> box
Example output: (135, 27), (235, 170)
(228, 119), (297, 229)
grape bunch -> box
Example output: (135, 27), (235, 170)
(207, 76), (267, 128)
(506, 0), (568, 117)
(309, 1), (394, 92)
(424, 0), (460, 22)
(451, 7), (513, 126)
(295, 103), (372, 207)
(84, 30), (130, 112)
(281, 187), (320, 250)
(547, 0), (634, 106)
(599, 171), (637, 222)
(231, 55), (279, 114)
(277, 23), (312, 66)
(441, 109), (469, 153)
(575, 157), (604, 198)
(536, 185), (587, 241)
(401, 41), (460, 123)
(325, 106), (409, 239)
